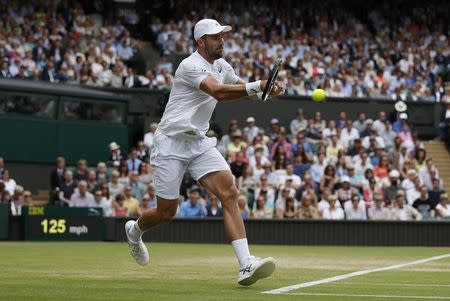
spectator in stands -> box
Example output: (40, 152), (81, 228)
(118, 162), (130, 186)
(353, 113), (367, 135)
(70, 180), (94, 207)
(435, 193), (450, 219)
(419, 159), (440, 190)
(57, 170), (76, 206)
(205, 193), (223, 217)
(244, 117), (259, 143)
(345, 195), (367, 220)
(384, 170), (402, 203)
(321, 194), (344, 220)
(108, 142), (125, 168)
(144, 122), (158, 152)
(145, 184), (157, 209)
(391, 191), (422, 221)
(126, 147), (142, 173)
(96, 162), (109, 186)
(89, 189), (112, 217)
(22, 190), (33, 208)
(136, 140), (149, 162)
(254, 177), (276, 211)
(251, 195), (273, 219)
(227, 129), (246, 160)
(129, 171), (146, 200)
(412, 185), (436, 219)
(50, 156), (66, 191)
(275, 187), (294, 218)
(368, 193), (391, 220)
(179, 187), (204, 218)
(238, 194), (250, 220)
(340, 120), (360, 149)
(86, 170), (97, 193)
(137, 162), (152, 186)
(73, 159), (88, 182)
(320, 165), (339, 194)
(113, 193), (128, 217)
(122, 185), (142, 217)
(290, 109), (308, 137)
(1, 170), (16, 195)
(429, 178), (445, 208)
(296, 193), (320, 219)
(107, 170), (124, 199)
(230, 151), (248, 179)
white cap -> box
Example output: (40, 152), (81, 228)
(341, 176), (350, 183)
(193, 19), (232, 41)
(389, 170), (400, 178)
(399, 112), (408, 120)
(246, 116), (255, 123)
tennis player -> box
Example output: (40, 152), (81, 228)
(125, 18), (284, 286)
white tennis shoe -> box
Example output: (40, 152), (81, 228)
(125, 220), (149, 266)
(238, 256), (276, 286)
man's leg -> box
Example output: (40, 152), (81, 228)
(199, 169), (275, 286)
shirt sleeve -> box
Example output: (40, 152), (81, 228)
(177, 61), (210, 89)
(221, 59), (240, 84)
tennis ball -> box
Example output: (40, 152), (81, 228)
(312, 89), (326, 102)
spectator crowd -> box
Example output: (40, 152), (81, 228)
(13, 110), (446, 221)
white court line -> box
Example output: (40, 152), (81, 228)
(262, 253), (450, 295)
(335, 282), (450, 288)
(283, 292), (450, 300)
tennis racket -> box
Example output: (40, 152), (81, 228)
(261, 58), (283, 102)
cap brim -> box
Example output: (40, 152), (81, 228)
(204, 25), (232, 37)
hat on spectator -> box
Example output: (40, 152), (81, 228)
(346, 163), (355, 170)
(142, 193), (150, 200)
(389, 170), (400, 178)
(232, 129), (242, 137)
(366, 118), (373, 124)
(399, 112), (408, 120)
(297, 108), (303, 114)
(109, 142), (120, 151)
(254, 144), (264, 150)
(262, 162), (272, 168)
(189, 185), (201, 194)
(396, 190), (406, 197)
(194, 19), (232, 41)
(341, 175), (350, 183)
(270, 118), (279, 124)
(246, 116), (255, 123)
(286, 176), (293, 182)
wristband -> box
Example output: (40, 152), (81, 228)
(245, 80), (262, 96)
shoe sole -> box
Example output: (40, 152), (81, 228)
(125, 221), (149, 266)
(238, 257), (276, 286)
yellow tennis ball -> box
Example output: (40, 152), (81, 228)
(312, 89), (326, 102)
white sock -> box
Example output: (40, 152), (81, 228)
(128, 220), (144, 241)
(231, 238), (251, 267)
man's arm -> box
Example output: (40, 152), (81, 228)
(199, 75), (283, 102)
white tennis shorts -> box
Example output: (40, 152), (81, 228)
(150, 131), (230, 199)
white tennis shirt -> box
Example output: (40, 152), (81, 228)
(157, 51), (239, 136)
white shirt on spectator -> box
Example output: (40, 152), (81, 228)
(345, 205), (367, 220)
(70, 191), (94, 207)
(158, 51), (239, 136)
(436, 203), (450, 217)
(88, 198), (113, 216)
(340, 127), (360, 148)
(322, 207), (345, 220)
(2, 179), (17, 195)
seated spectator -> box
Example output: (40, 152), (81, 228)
(138, 162), (153, 186)
(412, 185), (436, 219)
(320, 165), (339, 193)
(428, 178), (445, 207)
(136, 140), (149, 162)
(345, 195), (367, 220)
(230, 151), (248, 178)
(73, 159), (88, 183)
(129, 171), (146, 200)
(290, 109), (308, 137)
(86, 170), (97, 193)
(144, 123), (158, 152)
(179, 188), (204, 217)
(113, 194), (128, 217)
(123, 186), (142, 217)
(70, 181), (94, 207)
(321, 194), (344, 220)
(254, 176), (276, 211)
(384, 170), (402, 203)
(391, 191), (422, 221)
(236, 165), (257, 208)
(118, 162), (130, 186)
(337, 176), (353, 205)
(326, 134), (344, 165)
(310, 153), (327, 184)
(278, 163), (302, 190)
(127, 147), (142, 173)
(227, 130), (246, 160)
(96, 162), (109, 186)
(435, 193), (450, 219)
(89, 189), (112, 216)
(58, 170), (77, 206)
(283, 197), (298, 219)
(251, 195), (273, 219)
(373, 155), (389, 182)
(346, 163), (364, 191)
(298, 193), (320, 219)
(108, 142), (126, 167)
(205, 193), (223, 217)
(50, 156), (66, 191)
(275, 187), (294, 218)
(140, 194), (153, 211)
(108, 170), (125, 199)
(368, 192), (391, 220)
(238, 194), (250, 220)
(419, 159), (440, 190)
(1, 170), (16, 195)
(145, 184), (157, 209)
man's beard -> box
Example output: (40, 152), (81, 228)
(206, 45), (223, 60)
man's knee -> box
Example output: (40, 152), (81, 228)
(219, 186), (239, 205)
